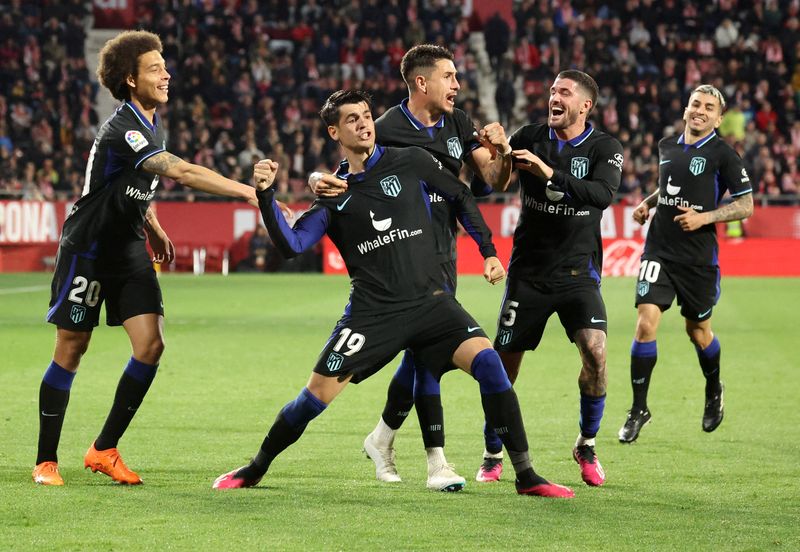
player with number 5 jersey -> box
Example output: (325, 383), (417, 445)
(619, 84), (754, 444)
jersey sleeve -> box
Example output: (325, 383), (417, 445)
(256, 188), (329, 258)
(457, 109), (482, 158)
(414, 149), (497, 258)
(109, 124), (166, 170)
(719, 146), (752, 197)
(549, 136), (623, 209)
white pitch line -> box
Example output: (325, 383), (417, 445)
(0, 285), (49, 295)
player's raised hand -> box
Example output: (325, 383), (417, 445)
(483, 256), (506, 285)
(309, 171), (348, 197)
(674, 205), (709, 232)
(632, 201), (651, 225)
(253, 159), (278, 191)
(476, 123), (511, 159)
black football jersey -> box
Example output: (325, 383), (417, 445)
(375, 100), (481, 264)
(258, 146), (495, 314)
(507, 123), (623, 281)
(59, 101), (167, 269)
(645, 132), (752, 265)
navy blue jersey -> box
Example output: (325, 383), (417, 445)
(507, 123), (623, 282)
(258, 146), (496, 315)
(645, 132), (752, 266)
(60, 101), (166, 269)
(375, 100), (482, 264)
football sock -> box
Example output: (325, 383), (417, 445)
(36, 361), (76, 464)
(483, 448), (503, 460)
(425, 447), (447, 471)
(471, 350), (528, 453)
(95, 357), (157, 451)
(579, 393), (605, 439)
(483, 422), (504, 455)
(370, 417), (396, 446)
(696, 336), (721, 396)
(414, 367), (444, 448)
(630, 339), (657, 410)
(239, 388), (327, 480)
(380, 350), (415, 430)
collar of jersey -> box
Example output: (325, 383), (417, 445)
(548, 123), (594, 152)
(335, 145), (385, 180)
(399, 98), (445, 133)
(124, 101), (158, 133)
(677, 130), (716, 149)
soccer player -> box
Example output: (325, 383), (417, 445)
(213, 90), (574, 498)
(32, 30), (270, 486)
(310, 44), (513, 490)
(478, 70), (623, 487)
(618, 84), (753, 443)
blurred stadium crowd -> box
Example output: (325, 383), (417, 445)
(0, 0), (798, 204)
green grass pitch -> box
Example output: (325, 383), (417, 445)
(1, 272), (798, 550)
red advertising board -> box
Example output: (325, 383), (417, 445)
(2, 200), (799, 276)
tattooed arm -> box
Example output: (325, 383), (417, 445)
(674, 193), (753, 232)
(141, 151), (257, 206)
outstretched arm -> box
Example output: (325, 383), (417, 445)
(254, 160), (329, 258)
(142, 151), (258, 207)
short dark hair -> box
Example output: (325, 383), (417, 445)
(97, 30), (163, 101)
(400, 44), (454, 88)
(319, 90), (373, 126)
(556, 70), (599, 114)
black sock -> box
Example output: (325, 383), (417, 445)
(480, 389), (528, 453)
(95, 358), (157, 451)
(415, 394), (444, 448)
(381, 375), (414, 430)
(630, 340), (657, 411)
(37, 382), (71, 464)
(236, 413), (308, 480)
(237, 388), (327, 480)
(696, 337), (722, 396)
(514, 467), (550, 488)
(37, 361), (76, 464)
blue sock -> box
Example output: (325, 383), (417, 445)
(43, 360), (76, 391)
(579, 393), (606, 439)
(471, 349), (512, 394)
(413, 366), (444, 448)
(124, 356), (159, 384)
(281, 387), (328, 428)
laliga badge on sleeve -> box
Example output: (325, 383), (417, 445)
(125, 130), (149, 152)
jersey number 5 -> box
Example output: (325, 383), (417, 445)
(500, 300), (519, 327)
(68, 276), (101, 307)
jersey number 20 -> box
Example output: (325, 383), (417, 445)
(68, 276), (101, 307)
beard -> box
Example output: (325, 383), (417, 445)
(548, 108), (579, 129)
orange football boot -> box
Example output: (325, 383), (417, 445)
(32, 461), (64, 486)
(84, 442), (143, 485)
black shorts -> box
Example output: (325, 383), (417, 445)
(634, 254), (720, 321)
(46, 248), (164, 331)
(493, 277), (607, 352)
(313, 294), (488, 383)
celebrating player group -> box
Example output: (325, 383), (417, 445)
(32, 34), (752, 499)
